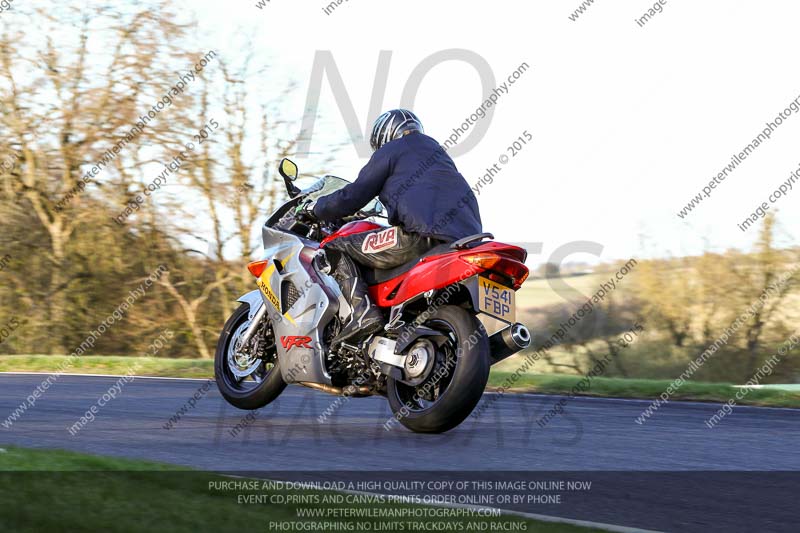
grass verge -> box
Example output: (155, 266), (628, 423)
(0, 446), (598, 533)
(0, 355), (213, 378)
(2, 355), (799, 408)
(488, 372), (800, 408)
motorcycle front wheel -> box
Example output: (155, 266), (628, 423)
(214, 303), (286, 410)
(387, 305), (490, 433)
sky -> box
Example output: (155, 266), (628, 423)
(178, 0), (800, 266)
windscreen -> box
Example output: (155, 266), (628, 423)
(301, 175), (382, 214)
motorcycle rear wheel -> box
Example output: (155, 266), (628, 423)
(215, 303), (286, 410)
(387, 305), (490, 433)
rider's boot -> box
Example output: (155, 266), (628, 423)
(332, 275), (384, 347)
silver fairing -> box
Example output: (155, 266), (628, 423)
(257, 225), (342, 385)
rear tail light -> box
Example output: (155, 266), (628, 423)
(505, 263), (530, 288)
(460, 252), (529, 289)
(247, 260), (270, 278)
(460, 252), (503, 270)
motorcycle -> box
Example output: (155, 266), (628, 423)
(214, 158), (531, 433)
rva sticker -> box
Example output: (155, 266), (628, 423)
(361, 227), (398, 254)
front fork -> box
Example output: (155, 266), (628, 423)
(235, 290), (268, 352)
(237, 303), (266, 351)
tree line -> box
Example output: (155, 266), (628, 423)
(0, 3), (332, 358)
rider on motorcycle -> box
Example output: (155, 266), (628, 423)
(297, 109), (483, 345)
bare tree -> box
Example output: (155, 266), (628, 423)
(0, 3), (191, 352)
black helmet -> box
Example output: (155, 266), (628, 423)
(369, 109), (423, 151)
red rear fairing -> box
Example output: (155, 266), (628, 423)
(368, 242), (528, 307)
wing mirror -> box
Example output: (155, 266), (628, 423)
(279, 158), (298, 181)
(278, 158), (301, 197)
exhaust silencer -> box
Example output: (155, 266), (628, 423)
(489, 323), (531, 365)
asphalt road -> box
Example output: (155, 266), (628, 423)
(1, 373), (798, 532)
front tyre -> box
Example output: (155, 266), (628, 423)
(215, 303), (286, 410)
(387, 306), (490, 433)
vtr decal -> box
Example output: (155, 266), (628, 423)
(280, 336), (313, 350)
(361, 227), (398, 254)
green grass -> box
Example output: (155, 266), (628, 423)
(486, 372), (800, 408)
(0, 447), (599, 533)
(2, 354), (798, 408)
(0, 354), (213, 378)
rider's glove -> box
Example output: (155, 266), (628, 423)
(294, 199), (317, 220)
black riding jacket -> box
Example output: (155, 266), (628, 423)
(313, 133), (482, 242)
